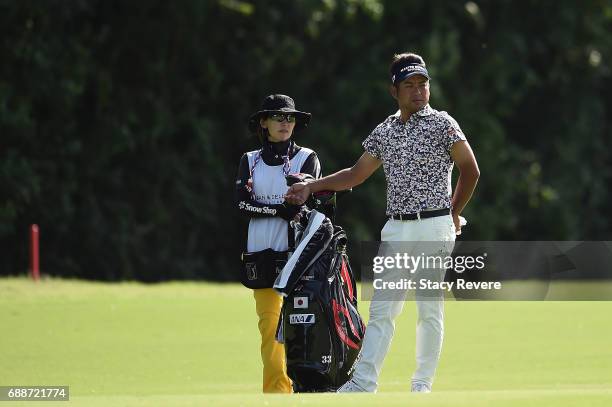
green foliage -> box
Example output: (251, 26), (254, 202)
(1, 0), (610, 280)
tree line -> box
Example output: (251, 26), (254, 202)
(1, 0), (610, 280)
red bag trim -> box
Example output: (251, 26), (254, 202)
(332, 299), (360, 349)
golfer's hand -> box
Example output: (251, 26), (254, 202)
(285, 182), (311, 205)
(452, 212), (461, 235)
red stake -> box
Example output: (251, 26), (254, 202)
(30, 224), (40, 281)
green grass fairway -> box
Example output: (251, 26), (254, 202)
(1, 278), (611, 406)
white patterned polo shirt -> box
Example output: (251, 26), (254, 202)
(363, 104), (467, 215)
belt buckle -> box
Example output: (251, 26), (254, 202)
(416, 211), (421, 220)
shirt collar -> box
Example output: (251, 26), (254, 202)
(390, 104), (434, 123)
(415, 104), (434, 117)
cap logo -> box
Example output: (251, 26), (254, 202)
(401, 65), (421, 73)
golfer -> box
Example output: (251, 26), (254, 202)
(285, 53), (479, 393)
(235, 94), (321, 393)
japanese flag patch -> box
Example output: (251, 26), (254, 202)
(293, 296), (308, 309)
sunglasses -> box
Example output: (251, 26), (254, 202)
(269, 113), (296, 123)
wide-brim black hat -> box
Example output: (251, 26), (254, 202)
(248, 94), (311, 133)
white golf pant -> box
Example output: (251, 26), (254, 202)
(352, 215), (456, 392)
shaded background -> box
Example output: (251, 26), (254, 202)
(1, 0), (611, 281)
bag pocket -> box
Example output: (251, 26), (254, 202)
(240, 249), (288, 289)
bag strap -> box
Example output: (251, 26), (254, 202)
(287, 221), (295, 253)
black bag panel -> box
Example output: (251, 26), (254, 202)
(283, 284), (334, 388)
(290, 367), (335, 393)
(240, 249), (288, 289)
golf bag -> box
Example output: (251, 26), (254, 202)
(274, 209), (365, 392)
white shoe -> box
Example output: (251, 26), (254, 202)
(411, 382), (432, 393)
(337, 379), (368, 393)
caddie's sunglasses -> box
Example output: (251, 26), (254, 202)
(269, 114), (296, 123)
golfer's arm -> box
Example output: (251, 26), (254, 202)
(308, 152), (382, 193)
(450, 141), (480, 215)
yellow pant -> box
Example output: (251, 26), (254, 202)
(253, 288), (292, 393)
